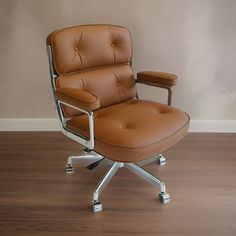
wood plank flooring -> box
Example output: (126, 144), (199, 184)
(0, 132), (236, 235)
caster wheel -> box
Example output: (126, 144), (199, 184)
(159, 192), (170, 204)
(92, 201), (102, 213)
(157, 154), (166, 166)
(65, 164), (74, 174)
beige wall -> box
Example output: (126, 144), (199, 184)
(0, 0), (236, 119)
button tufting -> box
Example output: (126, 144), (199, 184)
(75, 47), (78, 51)
(111, 43), (114, 47)
(122, 124), (133, 129)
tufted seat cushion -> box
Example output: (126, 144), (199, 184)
(66, 99), (190, 162)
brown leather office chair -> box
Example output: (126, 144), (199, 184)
(46, 24), (190, 212)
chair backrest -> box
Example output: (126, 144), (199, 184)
(47, 24), (136, 116)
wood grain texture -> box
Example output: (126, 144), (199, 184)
(0, 132), (236, 236)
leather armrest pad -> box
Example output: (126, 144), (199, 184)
(55, 88), (100, 111)
(137, 71), (177, 87)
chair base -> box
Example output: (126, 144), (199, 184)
(65, 151), (170, 213)
(65, 150), (102, 174)
(92, 200), (102, 213)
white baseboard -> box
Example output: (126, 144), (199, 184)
(0, 119), (236, 133)
(0, 119), (60, 131)
(189, 120), (236, 132)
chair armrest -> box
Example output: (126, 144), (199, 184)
(136, 71), (177, 87)
(136, 71), (178, 105)
(55, 88), (100, 111)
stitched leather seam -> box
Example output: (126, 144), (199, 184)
(94, 114), (190, 149)
(57, 91), (99, 105)
(57, 62), (131, 76)
(68, 112), (190, 149)
(96, 125), (188, 162)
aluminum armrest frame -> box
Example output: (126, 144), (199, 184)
(47, 45), (95, 150)
(57, 100), (95, 150)
(136, 80), (173, 105)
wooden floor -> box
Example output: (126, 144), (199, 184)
(0, 132), (236, 235)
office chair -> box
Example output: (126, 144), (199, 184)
(46, 24), (190, 212)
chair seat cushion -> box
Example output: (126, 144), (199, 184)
(66, 99), (190, 162)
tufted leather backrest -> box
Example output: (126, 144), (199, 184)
(47, 24), (136, 116)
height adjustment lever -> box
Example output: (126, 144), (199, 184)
(86, 158), (105, 170)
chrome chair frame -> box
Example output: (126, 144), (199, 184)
(47, 45), (170, 213)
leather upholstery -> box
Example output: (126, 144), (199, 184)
(66, 99), (190, 162)
(47, 25), (136, 116)
(47, 24), (132, 75)
(56, 64), (136, 116)
(55, 88), (100, 111)
(47, 24), (190, 163)
(137, 71), (177, 87)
